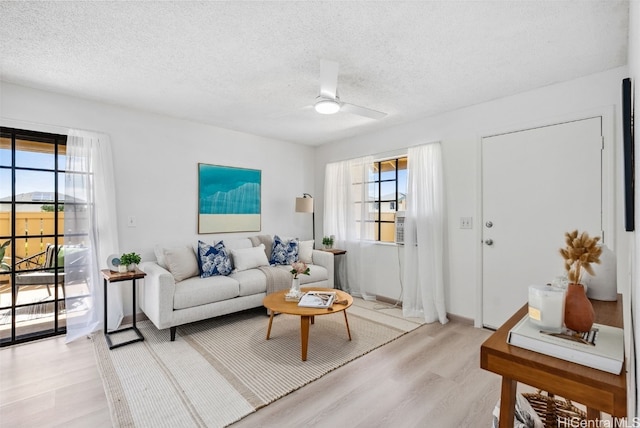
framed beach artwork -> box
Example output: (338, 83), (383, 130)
(198, 163), (261, 234)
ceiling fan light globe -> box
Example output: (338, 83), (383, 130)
(314, 99), (340, 115)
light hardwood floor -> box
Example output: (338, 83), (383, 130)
(0, 335), (112, 427)
(232, 319), (501, 427)
(0, 317), (502, 427)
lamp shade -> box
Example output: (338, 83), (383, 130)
(295, 197), (314, 213)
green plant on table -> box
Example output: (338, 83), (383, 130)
(120, 252), (141, 266)
(322, 236), (334, 247)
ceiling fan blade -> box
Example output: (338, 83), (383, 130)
(319, 59), (339, 99)
(341, 103), (387, 120)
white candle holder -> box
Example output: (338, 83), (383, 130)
(528, 284), (565, 333)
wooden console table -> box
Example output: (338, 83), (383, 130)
(481, 296), (626, 427)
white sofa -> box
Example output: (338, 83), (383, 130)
(139, 235), (334, 341)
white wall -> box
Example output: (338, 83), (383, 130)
(314, 66), (631, 322)
(1, 81), (317, 314)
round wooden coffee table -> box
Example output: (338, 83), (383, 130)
(262, 287), (353, 361)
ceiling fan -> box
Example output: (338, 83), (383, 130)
(313, 59), (387, 120)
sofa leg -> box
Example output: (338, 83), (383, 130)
(170, 326), (177, 341)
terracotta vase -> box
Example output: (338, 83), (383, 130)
(564, 283), (595, 332)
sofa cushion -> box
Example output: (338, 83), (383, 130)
(231, 244), (269, 271)
(163, 246), (199, 282)
(270, 235), (299, 265)
(224, 238), (253, 252)
(229, 269), (267, 296)
(248, 235), (273, 260)
(154, 245), (168, 269)
(173, 275), (240, 310)
(299, 240), (314, 264)
(197, 240), (233, 277)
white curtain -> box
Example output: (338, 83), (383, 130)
(324, 156), (376, 300)
(64, 130), (121, 343)
(402, 142), (448, 324)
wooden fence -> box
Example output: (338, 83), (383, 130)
(0, 212), (65, 262)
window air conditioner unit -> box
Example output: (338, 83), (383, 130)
(395, 211), (405, 244)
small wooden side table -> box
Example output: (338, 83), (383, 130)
(319, 248), (346, 290)
(101, 268), (146, 350)
(481, 296), (626, 427)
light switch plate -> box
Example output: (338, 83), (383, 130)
(460, 217), (473, 229)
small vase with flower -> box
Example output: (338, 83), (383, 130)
(285, 261), (310, 301)
(559, 230), (602, 333)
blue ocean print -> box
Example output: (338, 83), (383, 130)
(199, 164), (261, 215)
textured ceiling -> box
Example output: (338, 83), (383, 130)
(0, 1), (630, 146)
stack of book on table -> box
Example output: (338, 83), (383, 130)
(507, 315), (624, 375)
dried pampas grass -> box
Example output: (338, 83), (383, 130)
(559, 230), (602, 284)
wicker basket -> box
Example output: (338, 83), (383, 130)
(522, 390), (586, 428)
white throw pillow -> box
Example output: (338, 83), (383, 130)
(231, 244), (269, 272)
(154, 245), (168, 269)
(163, 246), (199, 282)
(299, 240), (314, 264)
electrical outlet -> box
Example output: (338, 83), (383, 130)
(127, 216), (137, 227)
(460, 217), (473, 229)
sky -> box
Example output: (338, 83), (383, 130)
(0, 149), (66, 200)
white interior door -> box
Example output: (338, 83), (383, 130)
(481, 117), (603, 329)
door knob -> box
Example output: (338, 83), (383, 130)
(485, 221), (493, 228)
(484, 239), (494, 246)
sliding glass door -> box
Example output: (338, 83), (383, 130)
(0, 127), (68, 346)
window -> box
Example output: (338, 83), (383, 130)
(355, 156), (407, 242)
(0, 127), (68, 346)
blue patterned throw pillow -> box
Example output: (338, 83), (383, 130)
(269, 235), (299, 265)
(197, 240), (233, 277)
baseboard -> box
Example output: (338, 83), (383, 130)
(374, 296), (473, 326)
(446, 312), (474, 326)
(123, 312), (149, 325)
(375, 294), (402, 306)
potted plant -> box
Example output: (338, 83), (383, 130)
(120, 252), (142, 272)
(322, 236), (334, 249)
(559, 230), (602, 332)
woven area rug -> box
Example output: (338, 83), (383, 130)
(92, 298), (423, 428)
